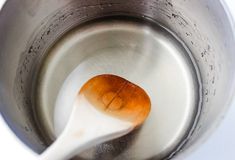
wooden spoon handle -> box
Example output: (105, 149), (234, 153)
(40, 97), (133, 160)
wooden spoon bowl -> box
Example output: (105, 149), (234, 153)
(80, 74), (151, 127)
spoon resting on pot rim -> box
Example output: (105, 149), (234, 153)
(40, 74), (151, 160)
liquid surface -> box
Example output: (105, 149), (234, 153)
(37, 18), (200, 159)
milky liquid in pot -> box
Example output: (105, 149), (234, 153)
(36, 18), (201, 160)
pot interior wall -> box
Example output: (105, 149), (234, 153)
(0, 0), (235, 159)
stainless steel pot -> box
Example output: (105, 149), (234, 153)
(0, 0), (235, 159)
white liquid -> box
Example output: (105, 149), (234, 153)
(37, 19), (200, 159)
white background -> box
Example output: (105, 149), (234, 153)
(0, 0), (235, 159)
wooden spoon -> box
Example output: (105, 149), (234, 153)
(40, 74), (151, 160)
